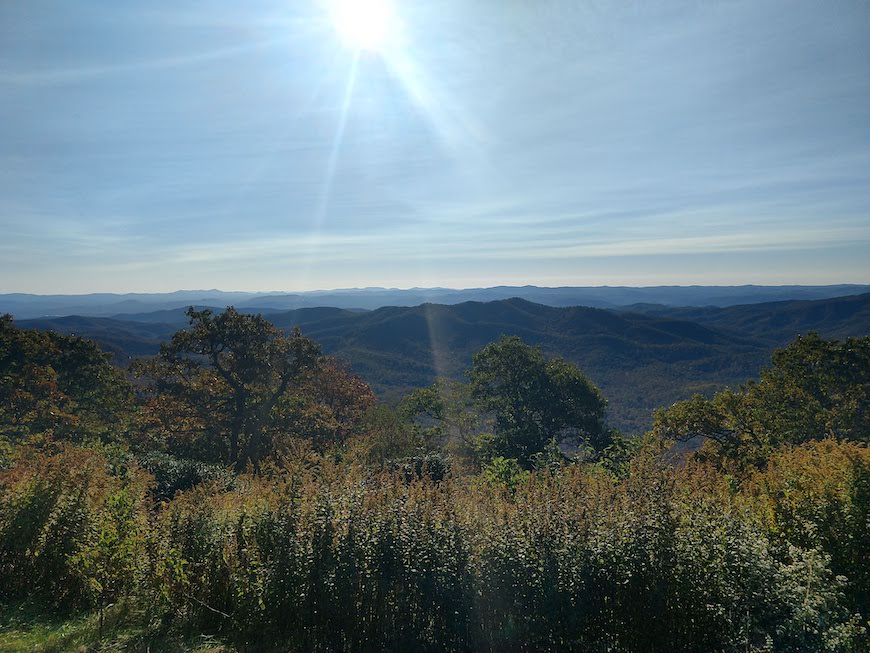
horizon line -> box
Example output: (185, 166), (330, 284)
(3, 282), (870, 297)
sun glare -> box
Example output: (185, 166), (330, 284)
(330, 0), (394, 51)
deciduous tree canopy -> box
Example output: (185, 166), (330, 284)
(652, 333), (870, 468)
(133, 307), (368, 470)
(0, 314), (131, 447)
(468, 335), (610, 468)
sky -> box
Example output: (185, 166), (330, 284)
(1, 0), (869, 293)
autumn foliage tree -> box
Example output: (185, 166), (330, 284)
(652, 333), (870, 469)
(134, 308), (326, 470)
(279, 357), (377, 450)
(0, 314), (132, 447)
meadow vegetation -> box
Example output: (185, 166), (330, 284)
(1, 309), (867, 652)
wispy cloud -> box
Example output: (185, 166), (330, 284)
(0, 41), (286, 86)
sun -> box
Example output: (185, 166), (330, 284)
(330, 0), (395, 52)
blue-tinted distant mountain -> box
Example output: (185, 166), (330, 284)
(0, 291), (263, 320)
(235, 285), (870, 312)
(4, 285), (870, 319)
(103, 305), (362, 328)
(105, 306), (225, 326)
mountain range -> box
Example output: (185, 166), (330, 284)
(4, 284), (870, 319)
(14, 291), (870, 433)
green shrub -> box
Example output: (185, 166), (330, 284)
(0, 445), (151, 609)
(138, 450), (234, 501)
(742, 439), (870, 614)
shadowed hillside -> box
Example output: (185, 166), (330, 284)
(621, 292), (870, 343)
(275, 299), (770, 432)
(17, 293), (869, 432)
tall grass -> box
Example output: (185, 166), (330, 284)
(1, 442), (866, 652)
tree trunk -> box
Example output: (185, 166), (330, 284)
(230, 392), (246, 470)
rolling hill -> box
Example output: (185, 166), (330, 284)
(620, 292), (870, 344)
(15, 292), (870, 433)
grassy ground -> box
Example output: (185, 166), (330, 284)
(0, 601), (233, 653)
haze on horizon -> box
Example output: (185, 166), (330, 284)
(2, 0), (869, 294)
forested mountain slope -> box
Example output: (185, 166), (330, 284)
(621, 292), (870, 343)
(272, 299), (770, 431)
(15, 293), (870, 432)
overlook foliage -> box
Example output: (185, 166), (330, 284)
(468, 336), (610, 468)
(132, 307), (374, 471)
(0, 314), (131, 451)
(0, 310), (867, 652)
(401, 338), (611, 471)
(653, 333), (870, 469)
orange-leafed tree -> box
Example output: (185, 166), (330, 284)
(133, 307), (376, 470)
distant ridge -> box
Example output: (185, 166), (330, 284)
(3, 284), (869, 319)
(620, 292), (870, 343)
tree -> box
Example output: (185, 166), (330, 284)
(133, 307), (322, 471)
(346, 404), (424, 468)
(280, 357), (377, 450)
(652, 333), (870, 469)
(400, 379), (485, 467)
(0, 314), (132, 446)
(467, 336), (609, 468)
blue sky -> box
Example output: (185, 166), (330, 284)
(1, 0), (868, 292)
